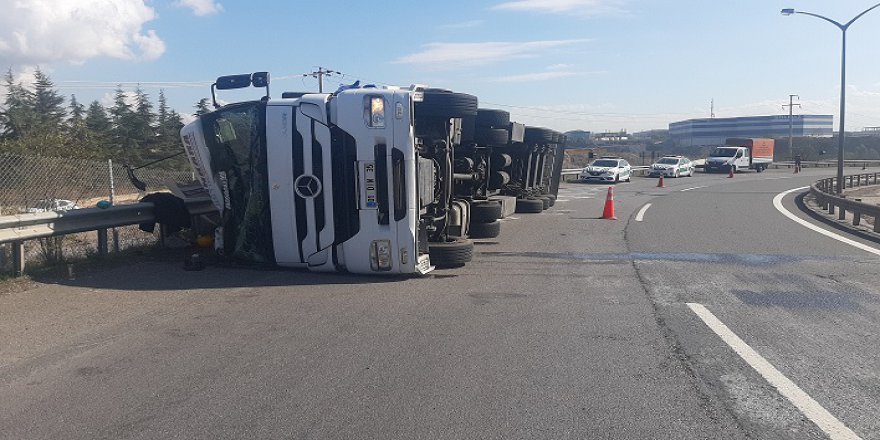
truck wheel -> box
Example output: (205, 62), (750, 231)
(515, 198), (544, 213)
(415, 88), (478, 118)
(524, 127), (554, 143)
(428, 238), (473, 268)
(469, 220), (501, 239)
(476, 109), (510, 128)
(474, 128), (510, 146)
(471, 200), (502, 223)
(537, 196), (551, 210)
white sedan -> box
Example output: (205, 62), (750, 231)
(579, 158), (632, 183)
(649, 156), (695, 178)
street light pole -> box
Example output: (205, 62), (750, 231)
(781, 3), (880, 194)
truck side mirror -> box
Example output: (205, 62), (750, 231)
(215, 74), (253, 90)
(251, 72), (270, 88)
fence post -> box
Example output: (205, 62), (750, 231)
(108, 159), (120, 253)
(97, 228), (108, 256)
(12, 241), (24, 276)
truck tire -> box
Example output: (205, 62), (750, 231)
(538, 196), (551, 210)
(515, 198), (544, 213)
(471, 200), (502, 223)
(474, 128), (509, 147)
(476, 109), (510, 128)
(524, 127), (554, 143)
(415, 89), (478, 118)
(469, 220), (501, 239)
(428, 238), (473, 267)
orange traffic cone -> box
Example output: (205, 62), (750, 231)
(657, 175), (666, 188)
(602, 186), (617, 220)
(728, 167), (735, 178)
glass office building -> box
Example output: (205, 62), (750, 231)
(669, 115), (833, 146)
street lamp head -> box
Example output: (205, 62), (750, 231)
(781, 8), (795, 16)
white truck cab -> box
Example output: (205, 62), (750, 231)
(181, 89), (428, 274)
(181, 73), (480, 275)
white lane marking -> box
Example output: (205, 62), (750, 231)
(686, 303), (862, 440)
(680, 186), (707, 192)
(765, 176), (796, 180)
(635, 203), (651, 222)
(773, 187), (880, 257)
(574, 196), (594, 199)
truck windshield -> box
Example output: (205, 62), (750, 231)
(200, 101), (274, 263)
(657, 158), (679, 164)
(710, 148), (737, 157)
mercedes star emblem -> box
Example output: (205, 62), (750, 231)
(294, 174), (322, 198)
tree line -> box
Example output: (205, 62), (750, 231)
(0, 68), (212, 169)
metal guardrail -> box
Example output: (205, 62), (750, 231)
(561, 166), (650, 177)
(0, 198), (217, 276)
(810, 172), (880, 233)
(774, 159), (880, 169)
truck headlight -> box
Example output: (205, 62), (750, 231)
(366, 96), (385, 128)
(370, 240), (392, 271)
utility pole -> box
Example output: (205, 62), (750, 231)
(710, 99), (715, 118)
(782, 94), (801, 158)
(303, 67), (340, 93)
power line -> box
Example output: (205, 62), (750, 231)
(302, 67), (342, 93)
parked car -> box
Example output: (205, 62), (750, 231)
(649, 156), (695, 178)
(579, 157), (632, 183)
(25, 198), (80, 213)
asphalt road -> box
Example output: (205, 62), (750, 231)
(1, 167), (879, 439)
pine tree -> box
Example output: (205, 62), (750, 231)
(32, 67), (66, 132)
(1, 68), (37, 139)
(132, 86), (155, 156)
(194, 98), (211, 116)
(85, 100), (112, 136)
(68, 94), (85, 127)
(109, 86), (139, 160)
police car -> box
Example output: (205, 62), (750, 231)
(649, 156), (694, 178)
(579, 157), (632, 183)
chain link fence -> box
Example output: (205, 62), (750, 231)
(0, 153), (196, 272)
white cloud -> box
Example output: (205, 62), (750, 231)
(0, 0), (164, 67)
(393, 39), (590, 70)
(496, 71), (581, 82)
(175, 0), (224, 16)
(439, 20), (484, 29)
(492, 0), (627, 16)
(546, 63), (573, 70)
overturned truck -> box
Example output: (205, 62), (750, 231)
(179, 72), (564, 275)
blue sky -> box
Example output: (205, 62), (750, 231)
(2, 0), (879, 133)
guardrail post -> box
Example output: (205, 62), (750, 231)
(12, 241), (24, 276)
(838, 206), (846, 221)
(853, 211), (861, 226)
(875, 216), (880, 233)
(97, 228), (108, 256)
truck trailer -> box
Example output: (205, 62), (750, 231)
(179, 72), (563, 275)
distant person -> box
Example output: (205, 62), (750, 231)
(794, 154), (802, 172)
